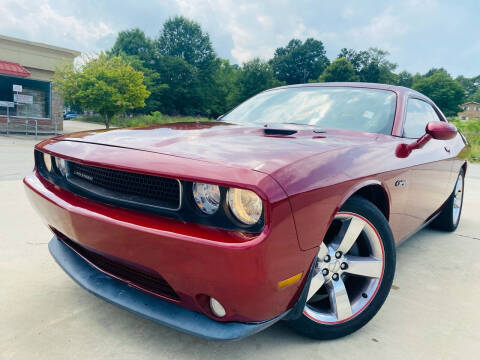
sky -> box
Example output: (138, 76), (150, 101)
(0, 0), (479, 77)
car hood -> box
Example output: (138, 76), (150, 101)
(59, 122), (383, 174)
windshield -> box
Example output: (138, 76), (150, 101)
(222, 87), (397, 135)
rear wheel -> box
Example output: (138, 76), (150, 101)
(430, 169), (464, 232)
(287, 196), (395, 339)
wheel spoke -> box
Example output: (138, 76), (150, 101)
(306, 271), (326, 301)
(344, 255), (383, 278)
(454, 197), (461, 208)
(454, 180), (462, 207)
(327, 278), (352, 321)
(306, 242), (330, 301)
(335, 217), (365, 254)
(318, 242), (329, 260)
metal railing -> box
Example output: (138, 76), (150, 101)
(3, 115), (58, 139)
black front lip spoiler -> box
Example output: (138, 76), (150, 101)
(49, 236), (289, 340)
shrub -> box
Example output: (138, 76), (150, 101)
(450, 118), (480, 162)
(77, 112), (209, 128)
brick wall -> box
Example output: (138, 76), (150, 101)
(51, 86), (64, 132)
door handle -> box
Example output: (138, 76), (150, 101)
(444, 146), (451, 153)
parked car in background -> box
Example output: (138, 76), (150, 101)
(25, 83), (469, 340)
(63, 111), (79, 120)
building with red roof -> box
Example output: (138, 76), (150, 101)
(0, 34), (80, 133)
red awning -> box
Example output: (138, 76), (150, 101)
(0, 60), (30, 77)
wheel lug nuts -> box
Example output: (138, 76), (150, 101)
(322, 268), (329, 276)
(324, 255), (330, 262)
(340, 262), (348, 270)
(332, 273), (339, 281)
(335, 251), (342, 259)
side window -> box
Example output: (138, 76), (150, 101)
(403, 99), (439, 138)
(426, 103), (442, 122)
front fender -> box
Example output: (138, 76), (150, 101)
(287, 178), (391, 251)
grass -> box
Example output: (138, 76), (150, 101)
(450, 117), (480, 162)
(77, 111), (210, 128)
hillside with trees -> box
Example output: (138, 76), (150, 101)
(64, 16), (479, 119)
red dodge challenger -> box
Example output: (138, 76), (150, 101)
(24, 83), (469, 340)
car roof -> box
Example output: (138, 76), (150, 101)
(268, 82), (426, 99)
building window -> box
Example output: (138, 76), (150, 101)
(16, 88), (49, 118)
(0, 75), (51, 118)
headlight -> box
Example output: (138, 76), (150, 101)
(192, 182), (221, 214)
(55, 157), (67, 176)
(227, 188), (262, 225)
(43, 153), (52, 172)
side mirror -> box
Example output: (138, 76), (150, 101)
(396, 121), (457, 158)
(216, 114), (224, 121)
(426, 121), (457, 140)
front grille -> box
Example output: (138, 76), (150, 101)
(55, 231), (180, 300)
(67, 161), (181, 211)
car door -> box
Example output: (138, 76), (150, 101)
(402, 97), (453, 230)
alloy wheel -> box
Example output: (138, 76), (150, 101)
(304, 212), (385, 324)
(452, 174), (463, 226)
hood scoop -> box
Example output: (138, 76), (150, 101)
(263, 128), (297, 136)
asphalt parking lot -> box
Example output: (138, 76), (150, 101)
(1, 122), (479, 360)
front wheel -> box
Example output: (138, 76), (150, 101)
(287, 196), (396, 339)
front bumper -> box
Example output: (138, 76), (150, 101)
(49, 236), (287, 340)
(25, 168), (316, 323)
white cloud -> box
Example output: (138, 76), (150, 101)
(342, 7), (354, 19)
(347, 6), (409, 53)
(256, 15), (273, 28)
(173, 0), (339, 64)
(0, 0), (477, 76)
(0, 0), (114, 52)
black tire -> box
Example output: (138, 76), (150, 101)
(286, 196), (396, 340)
(430, 169), (464, 232)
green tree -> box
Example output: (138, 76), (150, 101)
(467, 88), (480, 103)
(337, 47), (397, 84)
(412, 72), (465, 116)
(210, 59), (240, 116)
(270, 38), (330, 84)
(456, 75), (480, 98)
(109, 29), (167, 114)
(318, 57), (359, 82)
(236, 58), (283, 102)
(153, 55), (203, 115)
(119, 54), (167, 114)
(156, 16), (216, 69)
(155, 16), (219, 115)
(53, 54), (150, 128)
(397, 70), (414, 88)
(411, 72), (423, 85)
(424, 68), (449, 77)
(110, 28), (155, 63)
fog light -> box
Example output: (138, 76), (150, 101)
(209, 297), (226, 318)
